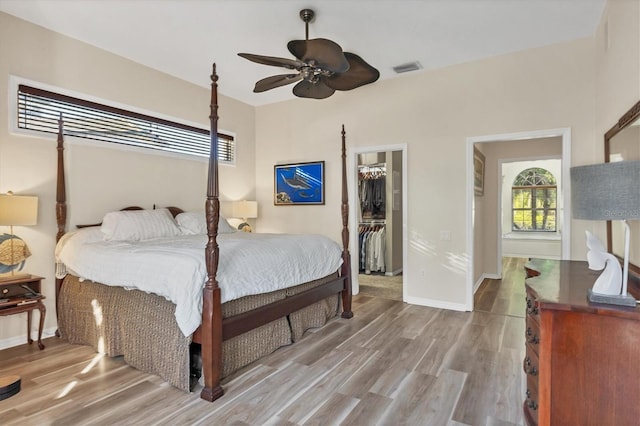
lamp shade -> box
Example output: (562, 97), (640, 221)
(0, 194), (38, 226)
(570, 161), (640, 221)
(231, 200), (258, 219)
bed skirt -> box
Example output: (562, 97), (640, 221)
(57, 274), (340, 391)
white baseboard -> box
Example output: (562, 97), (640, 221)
(473, 273), (501, 294)
(385, 268), (403, 277)
(404, 295), (469, 312)
(0, 327), (57, 351)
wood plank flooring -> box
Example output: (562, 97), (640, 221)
(0, 260), (526, 425)
(474, 257), (527, 318)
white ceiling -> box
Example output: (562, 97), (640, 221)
(0, 0), (606, 107)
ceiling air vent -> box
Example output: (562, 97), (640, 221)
(393, 61), (422, 74)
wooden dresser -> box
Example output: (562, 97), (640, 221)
(523, 259), (640, 426)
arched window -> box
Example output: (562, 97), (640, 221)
(512, 167), (557, 231)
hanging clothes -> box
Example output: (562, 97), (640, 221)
(358, 224), (386, 274)
(358, 165), (386, 220)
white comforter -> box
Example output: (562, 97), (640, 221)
(55, 228), (343, 336)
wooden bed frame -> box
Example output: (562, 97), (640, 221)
(54, 64), (353, 402)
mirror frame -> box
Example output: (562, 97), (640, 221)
(604, 99), (640, 283)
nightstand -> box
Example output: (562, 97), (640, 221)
(0, 275), (46, 350)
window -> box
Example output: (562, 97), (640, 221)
(17, 85), (234, 163)
(512, 167), (557, 232)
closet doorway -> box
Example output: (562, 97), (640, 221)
(353, 147), (405, 301)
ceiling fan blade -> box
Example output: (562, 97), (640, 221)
(292, 80), (335, 99)
(238, 53), (303, 70)
(323, 52), (380, 91)
(253, 74), (303, 93)
(287, 38), (349, 73)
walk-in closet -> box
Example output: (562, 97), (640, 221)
(357, 150), (403, 300)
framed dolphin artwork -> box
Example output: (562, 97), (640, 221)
(274, 161), (325, 205)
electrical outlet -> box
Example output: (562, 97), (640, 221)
(440, 230), (451, 241)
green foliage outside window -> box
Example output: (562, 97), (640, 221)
(512, 168), (557, 232)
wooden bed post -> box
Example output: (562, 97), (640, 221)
(340, 125), (353, 318)
(55, 114), (67, 326)
(51, 64), (352, 402)
(200, 63), (224, 402)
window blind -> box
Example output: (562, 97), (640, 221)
(17, 85), (234, 162)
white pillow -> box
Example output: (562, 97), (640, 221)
(176, 211), (236, 235)
(101, 208), (182, 241)
(55, 226), (104, 259)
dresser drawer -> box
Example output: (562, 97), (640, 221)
(523, 350), (539, 381)
(523, 350), (540, 426)
(525, 315), (541, 355)
(524, 374), (539, 425)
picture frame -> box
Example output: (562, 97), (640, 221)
(474, 146), (485, 196)
(274, 161), (325, 205)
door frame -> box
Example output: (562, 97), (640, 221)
(349, 144), (408, 300)
(465, 128), (571, 311)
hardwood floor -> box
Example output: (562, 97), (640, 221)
(0, 261), (526, 425)
(474, 257), (527, 318)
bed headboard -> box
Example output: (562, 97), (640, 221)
(74, 206), (184, 229)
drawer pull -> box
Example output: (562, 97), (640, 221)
(524, 357), (538, 376)
(525, 389), (538, 411)
(526, 298), (539, 315)
(526, 327), (539, 344)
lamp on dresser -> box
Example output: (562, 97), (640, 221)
(231, 200), (258, 232)
(0, 191), (38, 281)
(571, 160), (640, 306)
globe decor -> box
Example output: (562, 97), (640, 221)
(0, 233), (31, 274)
(0, 192), (38, 281)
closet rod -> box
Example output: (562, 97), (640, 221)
(359, 163), (385, 168)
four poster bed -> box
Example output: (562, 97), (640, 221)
(53, 64), (353, 402)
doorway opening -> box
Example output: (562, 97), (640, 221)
(350, 145), (407, 302)
(466, 128), (571, 311)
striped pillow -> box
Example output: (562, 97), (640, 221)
(101, 208), (181, 241)
(176, 211), (236, 235)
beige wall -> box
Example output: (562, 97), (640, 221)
(472, 0), (639, 288)
(0, 13), (256, 347)
(256, 37), (596, 309)
(596, 0), (640, 133)
(1, 0), (638, 346)
(595, 1), (640, 271)
(253, 0), (638, 309)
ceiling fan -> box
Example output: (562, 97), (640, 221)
(238, 9), (380, 99)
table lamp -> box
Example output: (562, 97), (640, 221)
(571, 161), (640, 307)
(0, 191), (38, 281)
(231, 200), (258, 232)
